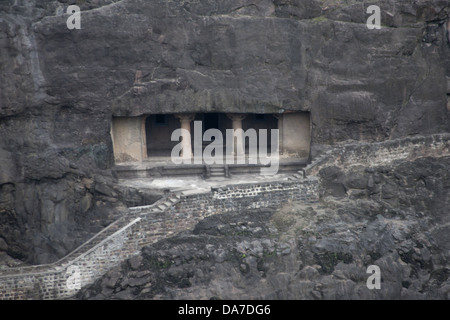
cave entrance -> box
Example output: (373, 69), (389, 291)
(204, 113), (219, 132)
(111, 112), (311, 164)
(145, 114), (179, 157)
(199, 113), (221, 146)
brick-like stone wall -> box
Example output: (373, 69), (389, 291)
(0, 217), (142, 300)
(304, 133), (449, 176)
(0, 178), (318, 300)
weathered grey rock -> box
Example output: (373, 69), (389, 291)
(74, 156), (450, 300)
(128, 254), (143, 271)
(0, 238), (8, 252)
(319, 166), (347, 197)
(0, 0), (449, 268)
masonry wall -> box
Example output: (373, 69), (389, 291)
(304, 133), (450, 176)
(0, 178), (319, 300)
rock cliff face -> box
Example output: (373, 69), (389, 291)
(0, 0), (449, 268)
(76, 156), (450, 300)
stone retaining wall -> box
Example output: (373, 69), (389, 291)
(304, 133), (449, 176)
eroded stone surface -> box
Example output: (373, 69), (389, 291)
(0, 0), (449, 267)
(76, 156), (449, 300)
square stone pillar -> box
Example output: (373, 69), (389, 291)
(273, 114), (284, 155)
(175, 113), (196, 159)
(111, 116), (147, 163)
(226, 113), (247, 157)
(280, 112), (311, 158)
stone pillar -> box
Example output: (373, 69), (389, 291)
(175, 113), (195, 159)
(281, 112), (311, 159)
(226, 113), (247, 156)
(273, 114), (284, 155)
(111, 116), (147, 163)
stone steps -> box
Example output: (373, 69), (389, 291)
(55, 217), (127, 265)
(209, 165), (226, 178)
(0, 217), (129, 276)
(54, 193), (183, 264)
(140, 194), (181, 214)
(288, 170), (305, 181)
(0, 177), (320, 299)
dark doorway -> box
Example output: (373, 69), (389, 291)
(145, 114), (178, 157)
(203, 113), (220, 144)
(204, 113), (219, 131)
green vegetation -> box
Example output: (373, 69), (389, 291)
(314, 252), (353, 274)
(312, 16), (328, 23)
(148, 256), (173, 270)
(270, 201), (320, 241)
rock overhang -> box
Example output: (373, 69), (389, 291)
(32, 3), (442, 118)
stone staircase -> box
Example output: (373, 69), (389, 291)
(210, 165), (226, 178)
(0, 192), (183, 300)
(288, 169), (305, 181)
(204, 165), (230, 179)
(0, 175), (321, 300)
(128, 194), (181, 214)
